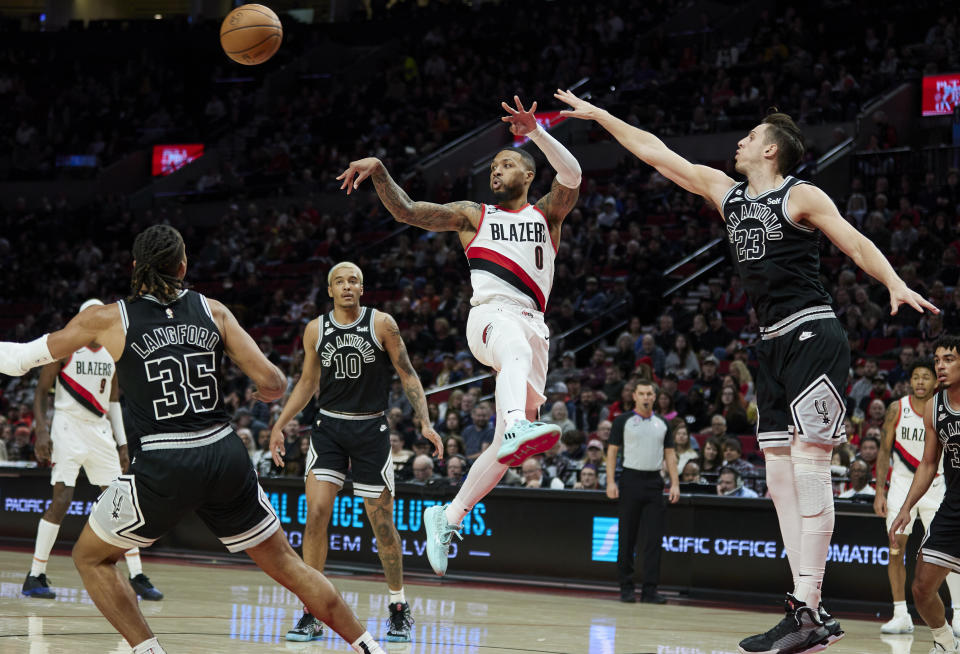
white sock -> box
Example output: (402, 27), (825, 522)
(388, 587), (405, 604)
(792, 443), (834, 609)
(125, 548), (143, 577)
(504, 409), (525, 429)
(763, 451), (802, 593)
(31, 519), (60, 576)
(932, 622), (955, 648)
(893, 600), (908, 616)
(132, 637), (166, 654)
(351, 631), (384, 654)
(446, 412), (508, 527)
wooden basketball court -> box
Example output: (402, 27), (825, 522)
(0, 548), (925, 653)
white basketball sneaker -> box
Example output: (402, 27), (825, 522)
(880, 613), (914, 634)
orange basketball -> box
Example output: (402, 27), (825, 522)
(219, 4), (282, 66)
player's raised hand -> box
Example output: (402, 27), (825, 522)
(501, 95), (539, 137)
(554, 88), (603, 121)
(336, 157), (382, 195)
(421, 425), (444, 459)
(269, 426), (286, 467)
(888, 282), (939, 316)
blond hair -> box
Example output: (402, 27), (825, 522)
(327, 261), (363, 286)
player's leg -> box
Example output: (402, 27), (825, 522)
(364, 489), (413, 642)
(912, 558), (957, 651)
(72, 524), (159, 650)
(24, 481), (74, 598)
(883, 477), (917, 633)
(245, 530), (385, 653)
(288, 425), (344, 642)
(918, 483), (960, 637)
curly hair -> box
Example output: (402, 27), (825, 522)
(128, 225), (186, 304)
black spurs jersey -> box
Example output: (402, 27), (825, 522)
(932, 389), (960, 493)
(314, 307), (391, 414)
(116, 290), (229, 446)
(720, 176), (832, 326)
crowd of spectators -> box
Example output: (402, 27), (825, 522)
(2, 2), (960, 504)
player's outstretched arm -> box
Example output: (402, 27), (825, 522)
(1, 304), (120, 377)
(554, 89), (734, 207)
(874, 400), (900, 517)
(337, 157), (481, 236)
(208, 298), (286, 402)
(270, 319), (323, 466)
(793, 184), (939, 316)
(890, 398), (942, 542)
(377, 312), (443, 458)
(500, 95), (582, 224)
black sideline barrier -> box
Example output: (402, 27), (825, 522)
(0, 469), (927, 608)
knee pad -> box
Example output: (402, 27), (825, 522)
(792, 443), (833, 517)
(763, 451), (793, 497)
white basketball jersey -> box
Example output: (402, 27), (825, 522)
(891, 395), (941, 481)
(54, 346), (114, 421)
(465, 203), (556, 312)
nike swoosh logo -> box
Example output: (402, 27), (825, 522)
(798, 332), (816, 341)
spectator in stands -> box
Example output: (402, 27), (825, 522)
(547, 350), (581, 387)
(439, 411), (462, 438)
(560, 429), (587, 469)
(237, 428), (257, 463)
(672, 423), (699, 476)
(390, 431), (414, 474)
(660, 372), (688, 415)
(521, 458), (563, 489)
(444, 435), (466, 461)
(636, 334), (666, 379)
(858, 433), (881, 478)
(716, 386), (753, 435)
(458, 393), (477, 426)
(575, 464), (602, 490)
(722, 438), (759, 492)
(831, 446), (853, 496)
(709, 414), (729, 441)
(850, 357), (880, 409)
(699, 436), (725, 480)
(434, 352), (461, 388)
(665, 334), (700, 379)
(717, 467), (759, 498)
(574, 276), (608, 319)
(887, 346), (916, 387)
(284, 435), (310, 478)
(574, 388), (606, 433)
(717, 274), (748, 315)
(606, 382), (636, 422)
(445, 455), (467, 486)
(546, 401), (577, 436)
(860, 400), (888, 440)
(251, 429), (274, 476)
(602, 364), (627, 406)
(859, 373), (892, 414)
(838, 459), (876, 499)
(411, 454), (441, 484)
(693, 355), (723, 406)
(584, 438), (606, 474)
(594, 419), (613, 446)
(581, 348), (609, 390)
(614, 333), (638, 374)
(655, 390), (678, 423)
(943, 286), (960, 334)
(700, 311), (736, 359)
(460, 404), (493, 460)
(654, 314), (678, 351)
(681, 460), (702, 483)
(542, 440), (571, 487)
(439, 389), (464, 424)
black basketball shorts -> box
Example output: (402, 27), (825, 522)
(88, 425), (279, 552)
(307, 410), (394, 499)
(755, 310), (850, 450)
(920, 493), (960, 573)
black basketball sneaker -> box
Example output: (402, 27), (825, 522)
(130, 573), (164, 601)
(286, 611), (324, 642)
(22, 573), (56, 599)
(818, 603), (844, 645)
(738, 594), (830, 654)
(386, 601), (414, 642)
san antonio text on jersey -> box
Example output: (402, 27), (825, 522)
(314, 307), (391, 414)
(720, 176), (832, 326)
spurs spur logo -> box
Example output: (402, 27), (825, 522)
(814, 399), (831, 425)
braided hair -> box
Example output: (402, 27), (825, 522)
(128, 225), (186, 304)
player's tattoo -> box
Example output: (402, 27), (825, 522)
(366, 497), (403, 588)
(370, 167), (477, 232)
(384, 316), (431, 426)
(536, 177), (580, 223)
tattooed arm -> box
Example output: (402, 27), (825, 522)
(377, 311), (444, 458)
(337, 157), (480, 237)
(536, 177), (580, 229)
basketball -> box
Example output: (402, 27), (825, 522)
(219, 4), (282, 66)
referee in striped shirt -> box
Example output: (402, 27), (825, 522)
(607, 381), (679, 603)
